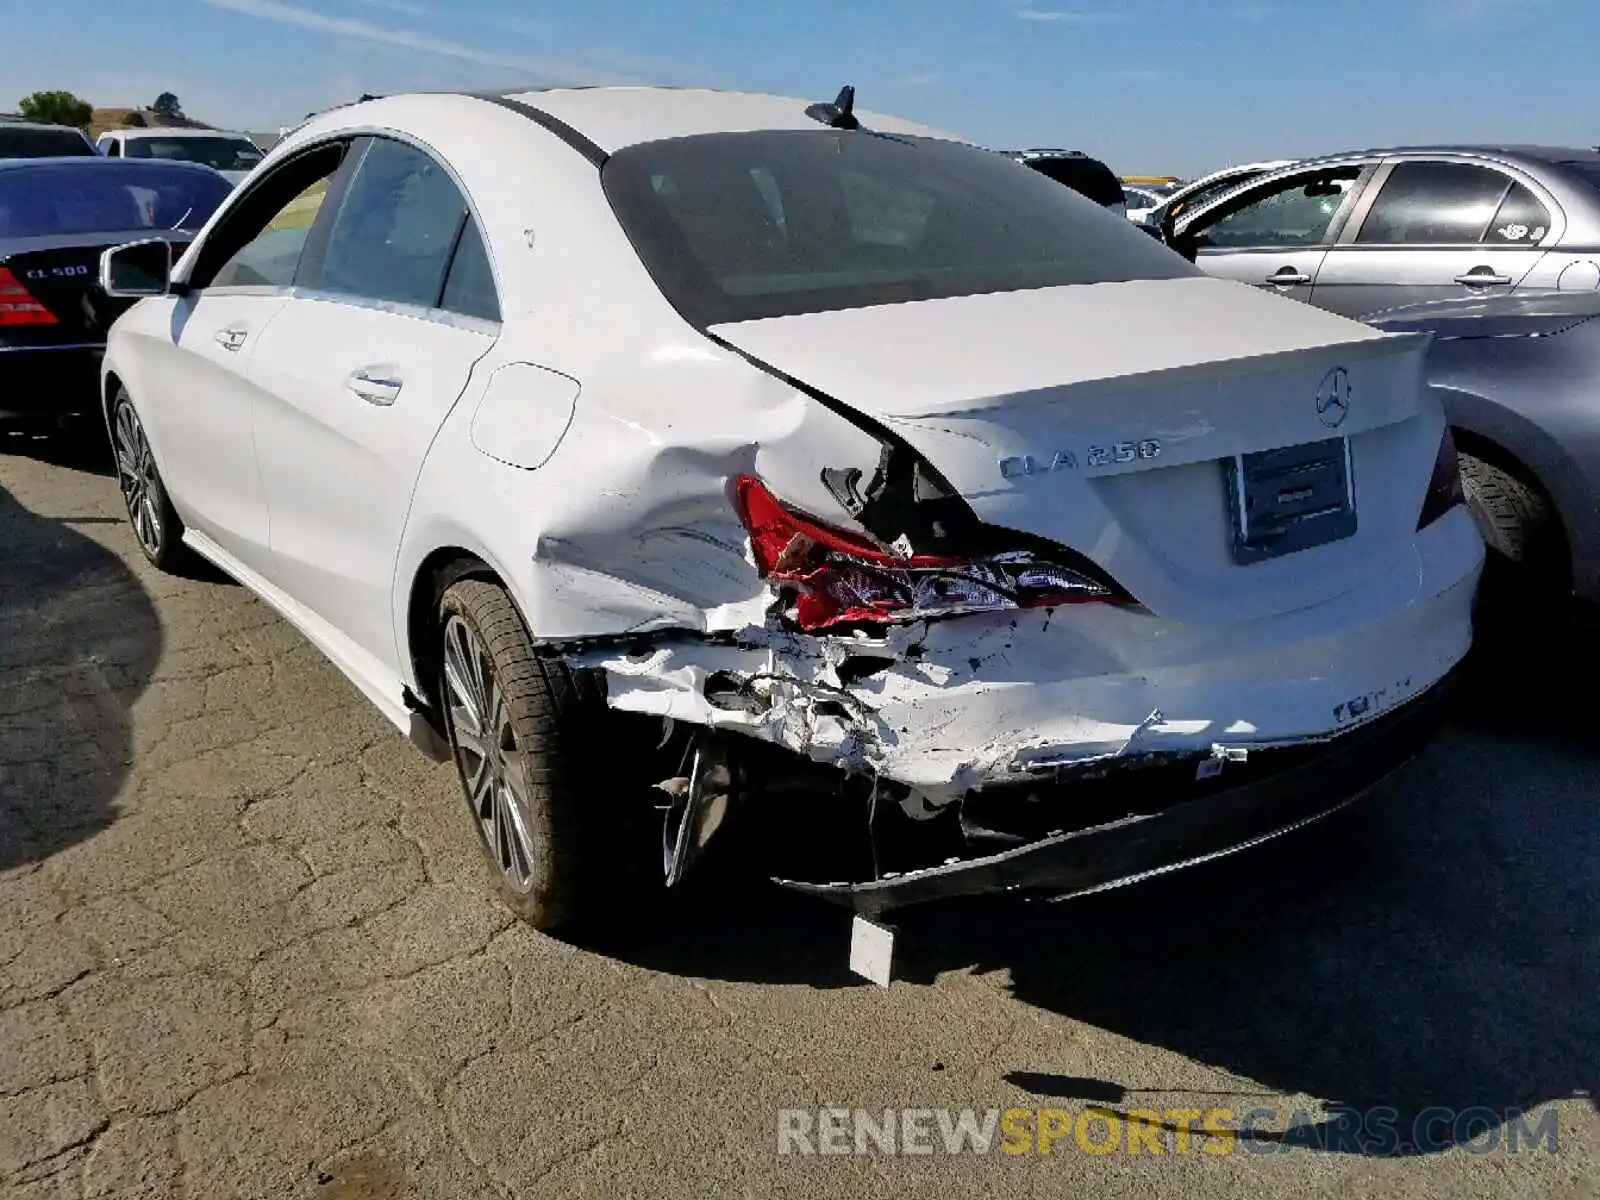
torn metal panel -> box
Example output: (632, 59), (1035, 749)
(568, 567), (1477, 802)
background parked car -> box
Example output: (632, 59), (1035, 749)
(0, 120), (97, 159)
(94, 127), (265, 185)
(1365, 289), (1600, 610)
(1122, 182), (1176, 223)
(1168, 145), (1600, 319)
(0, 157), (232, 425)
(1004, 149), (1129, 215)
(1135, 158), (1297, 227)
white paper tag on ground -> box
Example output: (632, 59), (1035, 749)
(849, 915), (895, 988)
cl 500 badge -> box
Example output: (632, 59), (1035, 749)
(1000, 440), (1161, 479)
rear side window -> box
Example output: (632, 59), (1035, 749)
(0, 127), (94, 157)
(0, 165), (232, 238)
(1486, 183), (1551, 244)
(439, 218), (500, 322)
(316, 137), (469, 309)
(603, 131), (1193, 327)
(1355, 161), (1511, 245)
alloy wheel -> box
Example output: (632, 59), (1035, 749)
(113, 401), (163, 558)
(442, 613), (537, 893)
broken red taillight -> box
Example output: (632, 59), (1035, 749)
(0, 266), (57, 327)
(732, 474), (1121, 631)
(1417, 426), (1465, 531)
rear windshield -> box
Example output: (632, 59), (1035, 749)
(124, 136), (263, 172)
(0, 127), (94, 158)
(0, 164), (233, 238)
(603, 130), (1195, 326)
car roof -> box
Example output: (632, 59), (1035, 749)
(389, 86), (968, 153)
(0, 119), (88, 132)
(1295, 143), (1600, 168)
(109, 127), (256, 139)
(0, 155), (224, 175)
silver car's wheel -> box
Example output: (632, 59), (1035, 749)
(114, 401), (163, 558)
(442, 612), (537, 894)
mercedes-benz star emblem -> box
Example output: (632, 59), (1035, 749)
(1316, 366), (1351, 429)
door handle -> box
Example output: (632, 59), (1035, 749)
(1266, 269), (1311, 286)
(214, 327), (247, 351)
(347, 370), (402, 406)
(1455, 270), (1513, 287)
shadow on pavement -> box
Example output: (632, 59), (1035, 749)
(1452, 596), (1600, 752)
(603, 631), (1599, 1154)
(0, 444), (164, 870)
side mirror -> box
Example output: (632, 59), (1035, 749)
(99, 239), (177, 298)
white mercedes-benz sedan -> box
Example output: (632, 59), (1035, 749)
(96, 85), (1484, 936)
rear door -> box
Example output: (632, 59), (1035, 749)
(1178, 162), (1373, 304)
(1311, 158), (1556, 319)
(244, 135), (500, 670)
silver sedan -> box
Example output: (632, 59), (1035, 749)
(1169, 145), (1600, 319)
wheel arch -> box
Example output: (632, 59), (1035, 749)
(1447, 421), (1579, 592)
(404, 547), (504, 727)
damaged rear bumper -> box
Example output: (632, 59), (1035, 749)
(776, 663), (1459, 916)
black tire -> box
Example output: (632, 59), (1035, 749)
(110, 388), (193, 573)
(1460, 452), (1551, 567)
(436, 578), (659, 932)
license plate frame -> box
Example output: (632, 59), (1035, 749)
(1224, 436), (1356, 565)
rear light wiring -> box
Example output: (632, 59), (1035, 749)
(732, 474), (1121, 632)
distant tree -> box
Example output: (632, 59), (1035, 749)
(17, 90), (93, 128)
(151, 92), (183, 120)
(121, 110), (147, 127)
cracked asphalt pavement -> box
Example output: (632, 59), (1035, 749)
(2, 429), (1596, 1199)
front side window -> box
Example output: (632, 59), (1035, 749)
(603, 131), (1194, 327)
(1174, 171), (1265, 217)
(1189, 168), (1362, 249)
(315, 138), (471, 309)
(198, 143), (346, 289)
(1355, 161), (1512, 245)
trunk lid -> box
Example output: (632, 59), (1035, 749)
(0, 232), (183, 343)
(712, 276), (1443, 625)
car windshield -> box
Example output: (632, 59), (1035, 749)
(0, 127), (93, 158)
(603, 130), (1195, 326)
(124, 136), (263, 171)
(0, 163), (233, 238)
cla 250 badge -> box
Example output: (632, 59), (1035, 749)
(1000, 439), (1161, 479)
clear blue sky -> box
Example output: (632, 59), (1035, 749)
(3, 0), (1594, 176)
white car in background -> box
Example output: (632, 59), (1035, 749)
(95, 128), (265, 185)
(95, 85), (1482, 942)
(1123, 183), (1176, 223)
